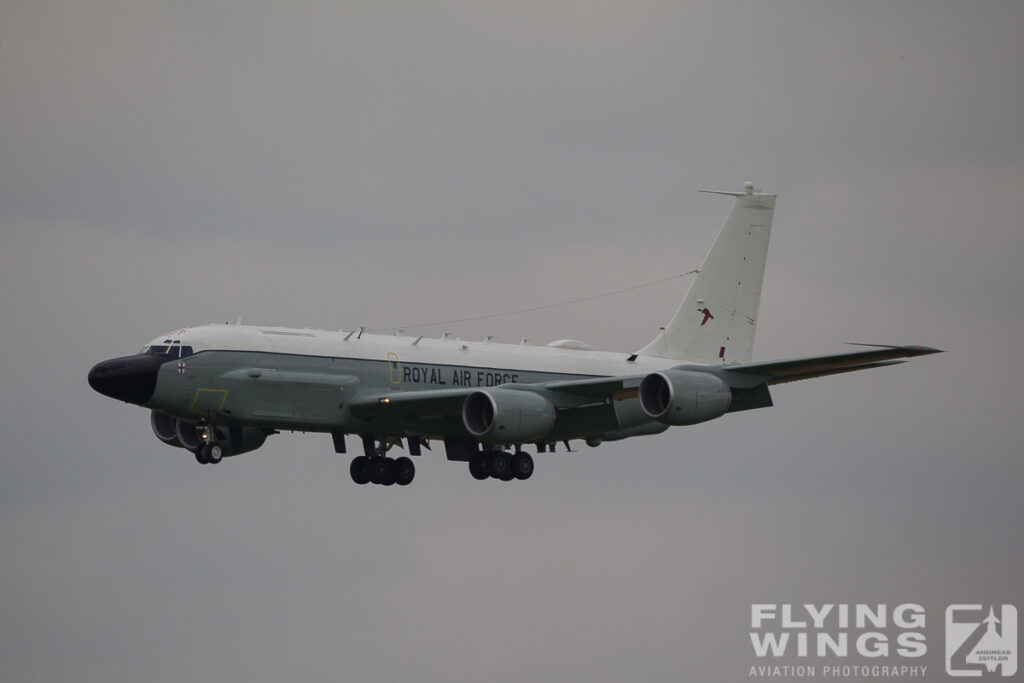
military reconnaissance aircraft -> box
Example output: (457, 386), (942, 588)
(88, 184), (940, 486)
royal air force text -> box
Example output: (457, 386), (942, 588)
(401, 364), (519, 387)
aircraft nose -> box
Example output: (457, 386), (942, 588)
(88, 355), (163, 404)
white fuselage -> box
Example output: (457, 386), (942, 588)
(149, 323), (705, 381)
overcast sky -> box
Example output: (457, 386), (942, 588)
(1, 2), (1022, 682)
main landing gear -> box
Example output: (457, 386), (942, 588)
(469, 449), (533, 482)
(349, 455), (415, 486)
(349, 436), (416, 486)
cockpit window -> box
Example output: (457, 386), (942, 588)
(140, 344), (195, 358)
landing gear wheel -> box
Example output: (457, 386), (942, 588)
(194, 447), (209, 465)
(486, 451), (509, 479)
(469, 454), (489, 480)
(393, 456), (415, 486)
(350, 456), (370, 485)
(370, 457), (395, 486)
(381, 458), (396, 486)
(511, 452), (534, 480)
(206, 443), (223, 464)
(369, 457), (387, 484)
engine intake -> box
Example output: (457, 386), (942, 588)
(462, 389), (555, 444)
(639, 370), (732, 426)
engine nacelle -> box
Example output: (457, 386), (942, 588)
(462, 388), (556, 444)
(151, 410), (184, 447)
(639, 370), (732, 426)
(151, 410), (268, 456)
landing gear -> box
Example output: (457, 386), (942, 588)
(350, 455), (371, 485)
(370, 457), (394, 485)
(469, 449), (533, 481)
(486, 451), (509, 478)
(469, 454), (489, 480)
(511, 451), (534, 480)
(393, 456), (415, 486)
(194, 442), (224, 465)
(349, 453), (415, 486)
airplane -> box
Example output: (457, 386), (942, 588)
(88, 182), (941, 486)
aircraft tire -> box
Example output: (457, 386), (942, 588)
(393, 456), (415, 486)
(381, 458), (396, 486)
(194, 447), (209, 465)
(206, 443), (223, 464)
(350, 456), (370, 485)
(469, 455), (489, 480)
(512, 452), (534, 480)
(369, 457), (390, 485)
(486, 451), (509, 479)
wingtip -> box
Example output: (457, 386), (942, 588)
(845, 342), (943, 356)
(905, 345), (943, 355)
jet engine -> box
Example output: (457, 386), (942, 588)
(151, 410), (183, 447)
(150, 410), (268, 457)
(639, 370), (732, 426)
(462, 388), (556, 443)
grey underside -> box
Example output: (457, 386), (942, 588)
(145, 350), (679, 442)
(143, 344), (934, 443)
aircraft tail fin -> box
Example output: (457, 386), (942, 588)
(637, 183), (776, 363)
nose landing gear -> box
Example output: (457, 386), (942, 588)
(193, 442), (224, 464)
(191, 424), (225, 465)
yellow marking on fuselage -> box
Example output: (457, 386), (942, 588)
(190, 388), (228, 414)
(387, 352), (402, 385)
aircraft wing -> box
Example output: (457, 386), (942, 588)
(350, 375), (644, 415)
(717, 344), (942, 385)
(347, 377), (640, 432)
(346, 345), (941, 428)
